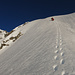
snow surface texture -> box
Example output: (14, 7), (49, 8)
(0, 13), (75, 75)
(0, 22), (29, 52)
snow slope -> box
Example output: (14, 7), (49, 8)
(0, 13), (75, 75)
(0, 22), (30, 50)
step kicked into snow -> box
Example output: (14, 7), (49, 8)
(61, 71), (66, 75)
(55, 45), (59, 49)
(60, 43), (62, 46)
(60, 52), (64, 56)
(53, 65), (58, 71)
(54, 55), (58, 60)
(55, 50), (59, 53)
(60, 59), (64, 64)
(60, 48), (62, 51)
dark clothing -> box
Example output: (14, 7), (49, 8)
(51, 18), (54, 21)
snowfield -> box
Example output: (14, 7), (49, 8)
(0, 13), (75, 75)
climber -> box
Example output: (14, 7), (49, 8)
(51, 17), (54, 21)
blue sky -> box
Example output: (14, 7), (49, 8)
(0, 0), (75, 32)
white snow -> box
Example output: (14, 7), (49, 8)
(61, 71), (66, 75)
(60, 59), (64, 64)
(53, 65), (58, 71)
(54, 55), (58, 60)
(60, 52), (64, 56)
(0, 13), (75, 75)
(55, 50), (59, 53)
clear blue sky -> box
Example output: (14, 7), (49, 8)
(0, 0), (75, 32)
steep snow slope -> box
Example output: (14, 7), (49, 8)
(0, 22), (31, 50)
(0, 13), (75, 75)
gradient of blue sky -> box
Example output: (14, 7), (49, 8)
(0, 0), (75, 32)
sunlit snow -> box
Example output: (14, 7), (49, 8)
(0, 13), (75, 75)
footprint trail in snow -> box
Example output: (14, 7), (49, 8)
(52, 24), (66, 75)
